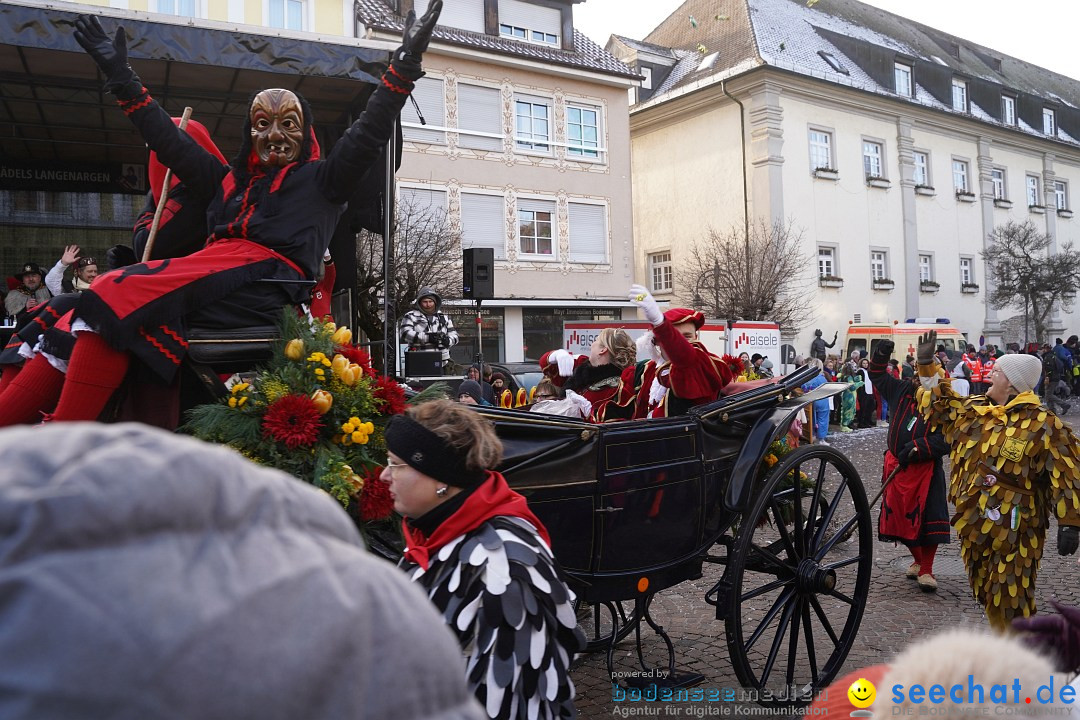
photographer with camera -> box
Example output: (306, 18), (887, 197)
(399, 287), (459, 366)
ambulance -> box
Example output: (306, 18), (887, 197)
(841, 318), (967, 363)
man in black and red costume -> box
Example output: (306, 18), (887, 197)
(868, 339), (951, 592)
(0, 5), (441, 426)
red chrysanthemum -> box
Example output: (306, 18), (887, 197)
(358, 467), (395, 521)
(261, 394), (323, 448)
(722, 353), (745, 376)
(373, 374), (407, 415)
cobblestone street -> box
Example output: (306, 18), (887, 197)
(569, 413), (1080, 719)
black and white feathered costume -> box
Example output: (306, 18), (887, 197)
(400, 515), (584, 719)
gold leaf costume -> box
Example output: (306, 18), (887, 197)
(916, 367), (1080, 631)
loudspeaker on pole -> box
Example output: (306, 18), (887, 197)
(462, 248), (494, 300)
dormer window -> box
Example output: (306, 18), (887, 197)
(640, 67), (652, 90)
(1043, 108), (1057, 136)
(951, 78), (968, 112)
(498, 0), (561, 47)
(1001, 95), (1016, 126)
(894, 62), (913, 97)
(818, 51), (849, 75)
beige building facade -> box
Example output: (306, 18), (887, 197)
(612, 0), (1080, 356)
(357, 0), (639, 364)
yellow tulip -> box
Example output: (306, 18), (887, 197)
(342, 366), (361, 387)
(331, 354), (349, 378)
(349, 473), (364, 492)
(311, 390), (333, 414)
(284, 339), (304, 361)
(331, 326), (353, 345)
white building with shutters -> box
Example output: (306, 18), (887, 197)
(358, 0), (640, 364)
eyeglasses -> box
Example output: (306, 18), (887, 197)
(384, 459), (410, 476)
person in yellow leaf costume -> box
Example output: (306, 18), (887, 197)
(914, 331), (1080, 631)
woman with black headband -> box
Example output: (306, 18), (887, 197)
(382, 399), (584, 720)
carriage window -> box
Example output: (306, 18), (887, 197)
(846, 340), (867, 358)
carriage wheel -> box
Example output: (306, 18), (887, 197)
(726, 444), (872, 706)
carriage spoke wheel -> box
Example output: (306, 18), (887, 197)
(726, 444), (872, 707)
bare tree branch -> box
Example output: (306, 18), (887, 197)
(354, 197), (461, 372)
(982, 220), (1080, 345)
(674, 218), (813, 334)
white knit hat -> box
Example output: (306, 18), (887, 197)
(994, 354), (1042, 394)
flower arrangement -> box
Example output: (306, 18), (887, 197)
(184, 310), (414, 542)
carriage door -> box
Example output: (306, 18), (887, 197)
(594, 419), (705, 573)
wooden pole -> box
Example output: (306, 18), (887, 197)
(141, 106), (193, 263)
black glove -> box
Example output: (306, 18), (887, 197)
(873, 340), (895, 365)
(1059, 526), (1079, 556)
(398, 0), (441, 62)
(896, 443), (920, 469)
(105, 244), (137, 270)
(73, 15), (135, 90)
(430, 332), (446, 348)
(916, 330), (938, 366)
(1012, 601), (1080, 673)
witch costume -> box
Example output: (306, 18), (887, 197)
(0, 7), (439, 426)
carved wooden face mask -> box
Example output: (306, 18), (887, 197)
(249, 89), (304, 167)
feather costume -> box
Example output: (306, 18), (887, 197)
(917, 366), (1080, 630)
(400, 475), (585, 720)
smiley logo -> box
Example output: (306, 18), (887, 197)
(847, 677), (876, 709)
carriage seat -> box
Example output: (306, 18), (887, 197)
(186, 325), (279, 373)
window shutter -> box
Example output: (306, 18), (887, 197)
(568, 202), (607, 263)
(401, 77), (445, 144)
(458, 84), (503, 151)
(516, 197), (555, 215)
(461, 193), (506, 260)
(398, 187), (447, 214)
(498, 0), (560, 38)
(417, 0), (484, 32)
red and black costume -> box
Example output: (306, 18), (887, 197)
(604, 309), (738, 420)
(868, 347), (951, 582)
(0, 12), (425, 427)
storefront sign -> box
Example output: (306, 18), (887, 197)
(0, 160), (147, 195)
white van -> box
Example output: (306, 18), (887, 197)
(842, 319), (967, 362)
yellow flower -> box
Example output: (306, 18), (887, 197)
(238, 396), (248, 407)
(230, 382), (250, 395)
(342, 422), (356, 433)
(324, 321), (337, 333)
(764, 453), (778, 467)
(349, 416), (362, 426)
(284, 339), (305, 360)
(342, 435), (353, 446)
(314, 368), (325, 377)
(331, 326), (352, 345)
(331, 354), (349, 378)
(228, 397), (238, 408)
(351, 430), (367, 444)
(341, 366), (360, 387)
(321, 358), (331, 367)
(363, 422), (374, 433)
(311, 389), (333, 414)
(349, 473), (364, 492)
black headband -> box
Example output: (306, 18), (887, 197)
(383, 414), (486, 489)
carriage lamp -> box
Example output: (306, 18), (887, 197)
(637, 577), (649, 593)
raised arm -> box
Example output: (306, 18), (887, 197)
(318, 1), (443, 203)
(73, 15), (226, 194)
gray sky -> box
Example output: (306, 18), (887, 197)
(574, 0), (1080, 81)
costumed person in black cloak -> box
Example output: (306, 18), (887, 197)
(382, 399), (585, 719)
(0, 5), (443, 427)
(868, 339), (951, 592)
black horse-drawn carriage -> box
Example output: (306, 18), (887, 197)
(475, 365), (871, 705)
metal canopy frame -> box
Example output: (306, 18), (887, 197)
(0, 2), (389, 171)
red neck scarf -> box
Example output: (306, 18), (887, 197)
(402, 471), (551, 570)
